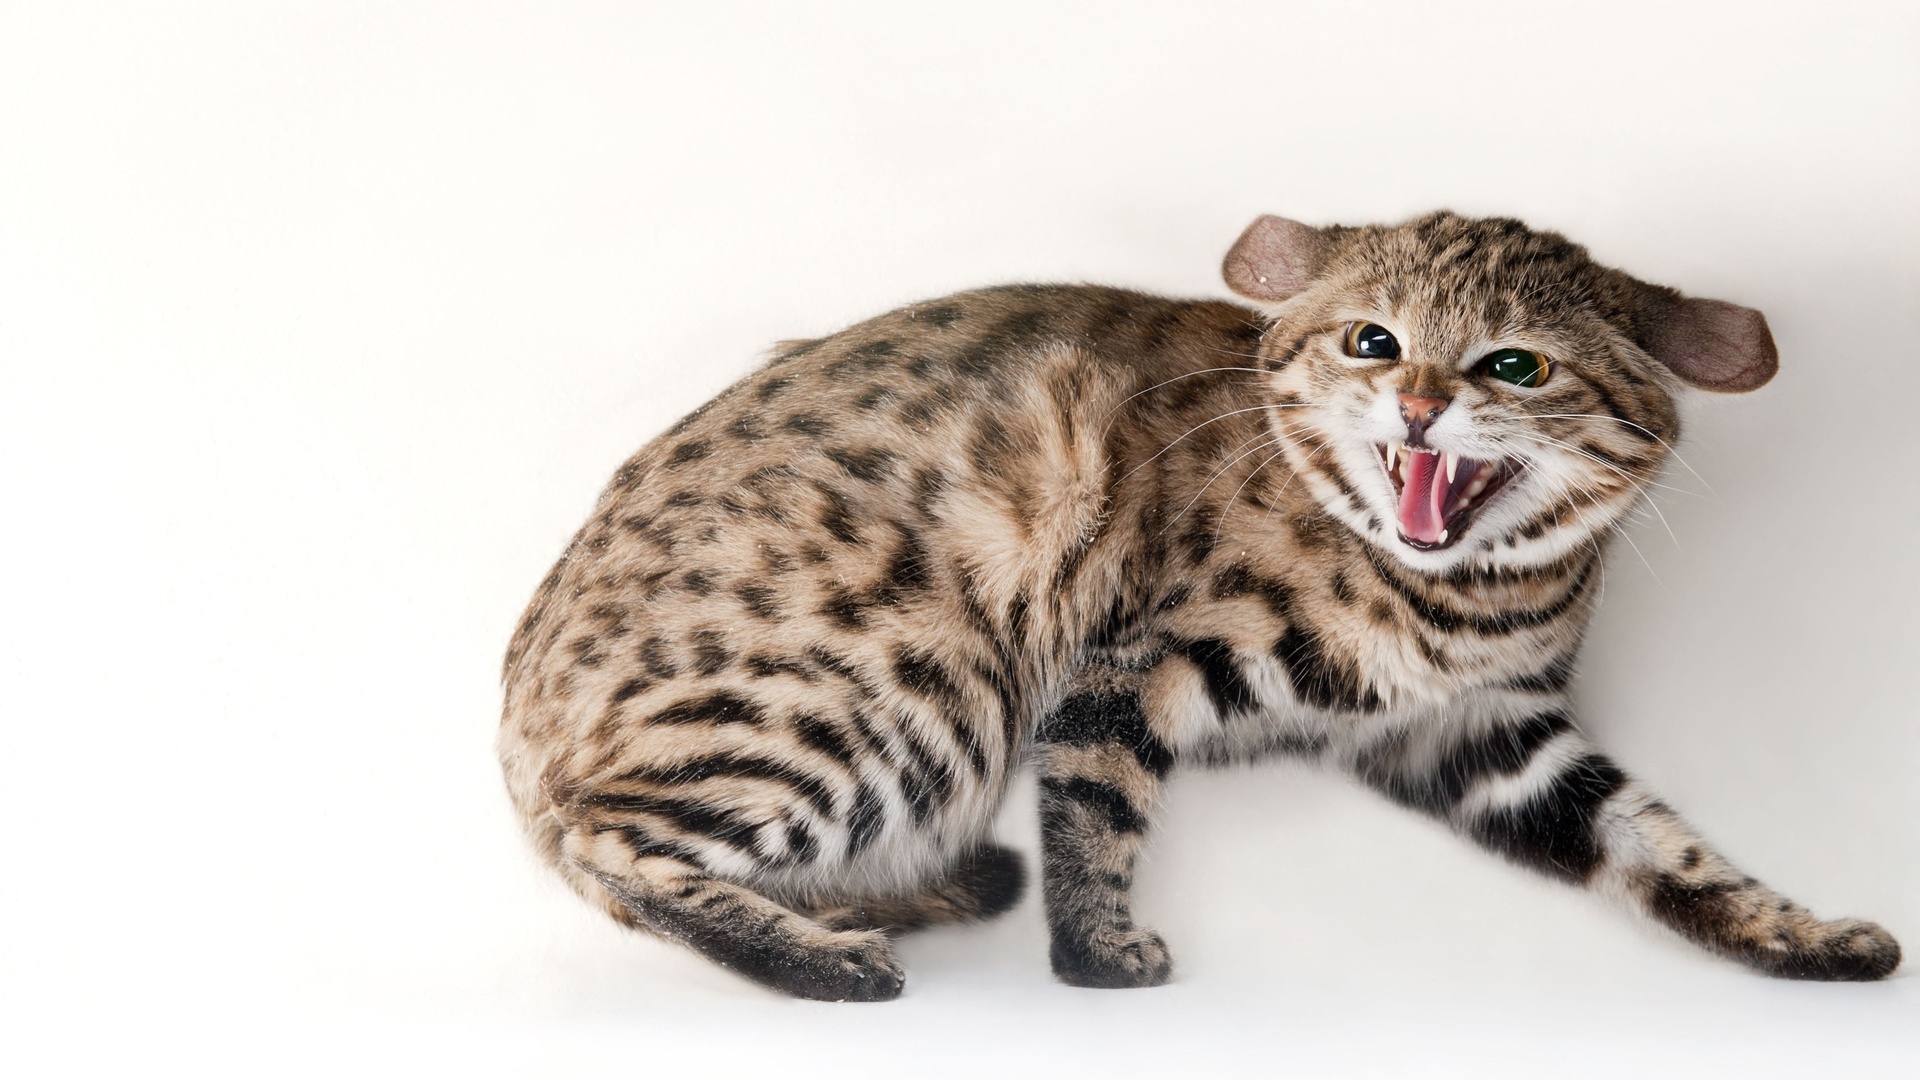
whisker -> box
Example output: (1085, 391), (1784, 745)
(1507, 432), (1693, 500)
(1212, 442), (1297, 547)
(1258, 435), (1334, 530)
(1117, 403), (1316, 485)
(1522, 412), (1713, 493)
(1158, 433), (1291, 536)
(1101, 367), (1275, 420)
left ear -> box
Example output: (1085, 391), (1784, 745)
(1222, 215), (1329, 303)
(1643, 296), (1779, 393)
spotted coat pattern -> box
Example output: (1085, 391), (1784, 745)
(499, 213), (1898, 1000)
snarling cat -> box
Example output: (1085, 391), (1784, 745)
(498, 211), (1899, 1000)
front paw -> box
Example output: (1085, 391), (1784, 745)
(1749, 918), (1902, 982)
(1051, 924), (1173, 989)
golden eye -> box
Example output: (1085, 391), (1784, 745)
(1480, 348), (1551, 388)
(1344, 322), (1400, 360)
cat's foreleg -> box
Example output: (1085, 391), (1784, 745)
(1356, 709), (1900, 981)
(1034, 669), (1177, 988)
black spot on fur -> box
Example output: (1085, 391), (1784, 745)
(580, 791), (761, 851)
(806, 647), (884, 697)
(734, 582), (783, 620)
(1176, 510), (1217, 565)
(968, 416), (1014, 476)
(819, 588), (871, 630)
(785, 413), (831, 437)
(816, 485), (861, 545)
(1473, 753), (1628, 882)
(1271, 618), (1380, 712)
(911, 467), (948, 517)
(893, 648), (967, 713)
(666, 440), (713, 467)
(639, 634), (678, 678)
(690, 631), (734, 675)
(1173, 638), (1258, 717)
(919, 304), (963, 328)
(1041, 776), (1146, 834)
(613, 753), (837, 820)
(883, 526), (933, 596)
(793, 713), (856, 766)
(649, 691), (767, 727)
(1040, 689), (1174, 778)
(826, 446), (899, 483)
(745, 654), (814, 681)
(847, 782), (885, 856)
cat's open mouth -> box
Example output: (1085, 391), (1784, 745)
(1375, 442), (1519, 551)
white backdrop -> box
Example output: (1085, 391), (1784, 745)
(3, 2), (1915, 1076)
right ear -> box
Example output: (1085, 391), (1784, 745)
(1222, 215), (1329, 302)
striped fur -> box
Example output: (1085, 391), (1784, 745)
(499, 213), (1897, 999)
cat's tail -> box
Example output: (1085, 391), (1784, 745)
(801, 842), (1027, 932)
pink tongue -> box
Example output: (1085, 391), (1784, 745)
(1397, 452), (1448, 543)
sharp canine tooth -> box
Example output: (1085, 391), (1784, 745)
(1444, 452), (1458, 484)
(1387, 440), (1402, 470)
(1437, 529), (1449, 543)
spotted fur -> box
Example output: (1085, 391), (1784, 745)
(499, 212), (1898, 999)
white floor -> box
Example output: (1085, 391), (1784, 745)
(4, 4), (1916, 1076)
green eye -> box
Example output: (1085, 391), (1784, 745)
(1481, 348), (1551, 388)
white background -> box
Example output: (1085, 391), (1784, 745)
(3, 2), (1915, 1076)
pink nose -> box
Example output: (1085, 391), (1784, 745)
(1398, 394), (1449, 426)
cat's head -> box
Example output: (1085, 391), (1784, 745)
(1222, 211), (1776, 574)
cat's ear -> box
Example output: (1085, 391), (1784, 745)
(1222, 215), (1328, 303)
(1642, 296), (1779, 393)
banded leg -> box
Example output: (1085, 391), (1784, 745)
(1035, 668), (1176, 988)
(805, 842), (1028, 932)
(1356, 710), (1900, 981)
(564, 826), (905, 1002)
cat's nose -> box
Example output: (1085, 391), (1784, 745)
(1398, 394), (1450, 429)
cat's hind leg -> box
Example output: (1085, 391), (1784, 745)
(804, 842), (1027, 932)
(564, 825), (905, 1002)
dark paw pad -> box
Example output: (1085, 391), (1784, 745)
(1051, 925), (1172, 989)
(1759, 919), (1902, 982)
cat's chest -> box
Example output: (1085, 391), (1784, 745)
(1142, 535), (1592, 720)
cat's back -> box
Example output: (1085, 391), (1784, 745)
(497, 283), (1264, 882)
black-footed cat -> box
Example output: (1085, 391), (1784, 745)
(499, 211), (1899, 999)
